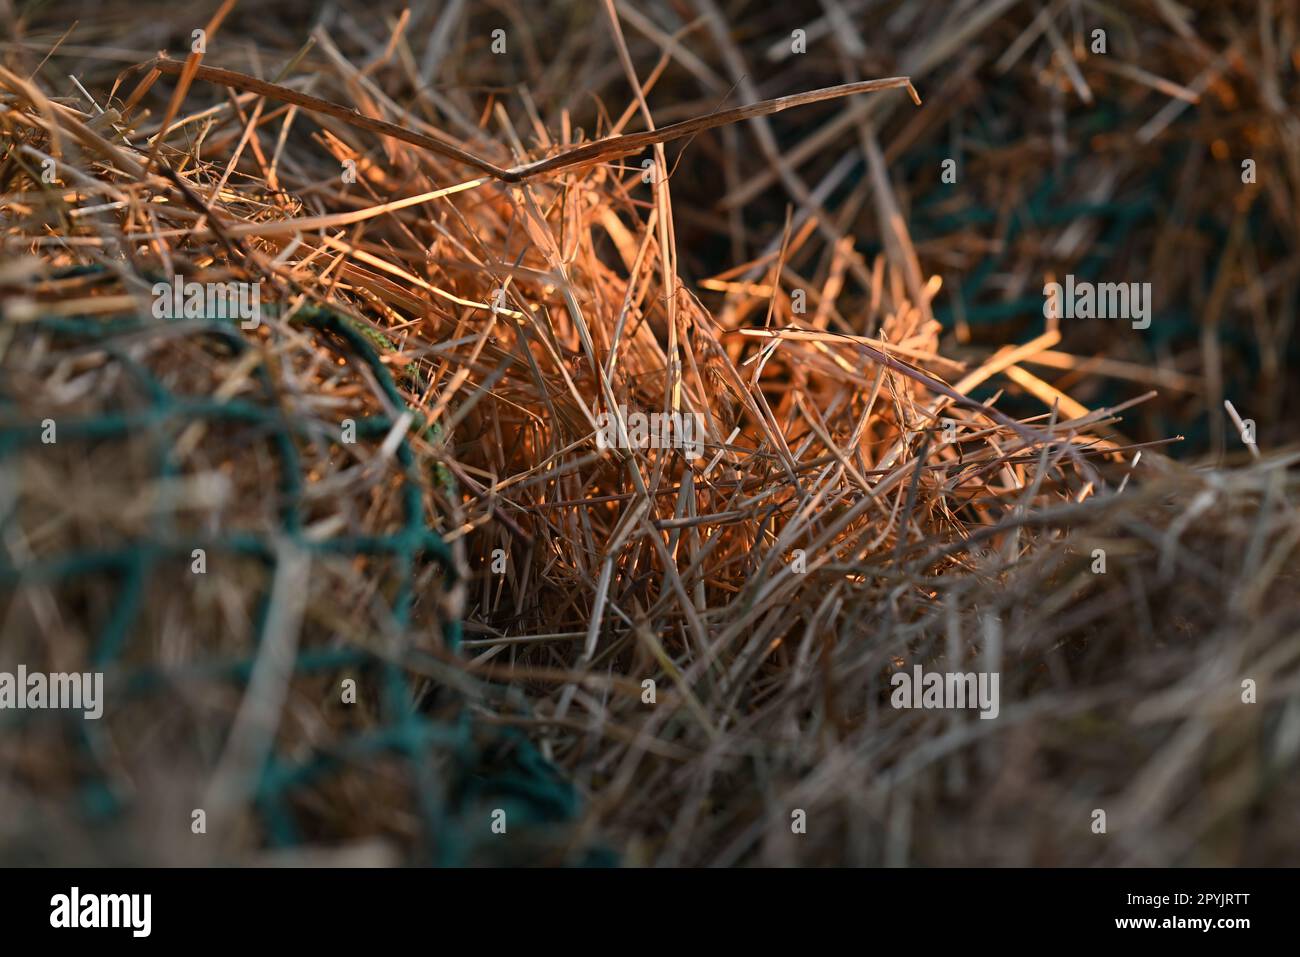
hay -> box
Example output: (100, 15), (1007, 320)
(1, 0), (1298, 865)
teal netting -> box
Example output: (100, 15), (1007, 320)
(0, 269), (609, 865)
(844, 97), (1296, 453)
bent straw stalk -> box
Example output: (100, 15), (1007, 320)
(145, 56), (918, 182)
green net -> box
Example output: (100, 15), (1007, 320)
(0, 268), (609, 865)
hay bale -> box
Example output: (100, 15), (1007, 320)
(1, 0), (1297, 866)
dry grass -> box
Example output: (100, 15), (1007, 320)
(1, 0), (1298, 865)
